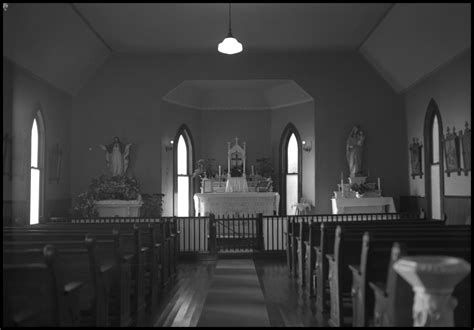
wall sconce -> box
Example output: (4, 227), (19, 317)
(302, 140), (312, 152)
(165, 140), (174, 152)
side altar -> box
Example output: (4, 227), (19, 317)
(331, 126), (396, 214)
(331, 176), (396, 214)
(193, 137), (279, 216)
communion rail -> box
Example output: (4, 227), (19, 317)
(49, 211), (423, 257)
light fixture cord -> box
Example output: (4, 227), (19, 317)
(228, 3), (232, 35)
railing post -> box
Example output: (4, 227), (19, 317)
(256, 213), (264, 251)
(208, 213), (217, 256)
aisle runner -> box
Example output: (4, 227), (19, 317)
(197, 259), (271, 327)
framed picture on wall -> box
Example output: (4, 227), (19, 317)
(443, 127), (462, 177)
(49, 143), (62, 183)
(460, 122), (471, 175)
(409, 138), (423, 179)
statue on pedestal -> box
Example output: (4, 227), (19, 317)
(346, 126), (365, 177)
(99, 136), (133, 177)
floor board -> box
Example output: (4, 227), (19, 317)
(153, 256), (328, 327)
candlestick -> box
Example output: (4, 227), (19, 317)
(341, 177), (344, 196)
(378, 177), (381, 192)
(251, 165), (254, 176)
(341, 171), (343, 181)
(219, 165), (221, 177)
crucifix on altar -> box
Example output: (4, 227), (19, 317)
(227, 137), (246, 178)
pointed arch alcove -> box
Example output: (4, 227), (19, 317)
(423, 98), (445, 220)
(279, 123), (303, 215)
(30, 109), (46, 224)
(173, 124), (195, 217)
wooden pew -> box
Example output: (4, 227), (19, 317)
(26, 217), (177, 287)
(3, 235), (114, 327)
(3, 229), (133, 327)
(327, 225), (470, 327)
(293, 212), (424, 295)
(3, 244), (84, 327)
(4, 221), (169, 324)
(296, 220), (310, 286)
(369, 242), (471, 327)
(312, 219), (441, 314)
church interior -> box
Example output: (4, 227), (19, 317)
(3, 3), (471, 327)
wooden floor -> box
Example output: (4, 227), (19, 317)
(153, 256), (328, 327)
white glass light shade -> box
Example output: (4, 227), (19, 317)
(218, 36), (243, 54)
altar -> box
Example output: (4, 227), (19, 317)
(331, 197), (396, 214)
(194, 192), (280, 217)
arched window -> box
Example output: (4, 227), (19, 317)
(174, 126), (194, 217)
(280, 123), (302, 215)
(424, 99), (444, 220)
(30, 112), (45, 224)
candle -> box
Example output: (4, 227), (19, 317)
(341, 173), (344, 195)
(219, 165), (221, 177)
(251, 165), (254, 176)
(378, 177), (381, 192)
(341, 171), (343, 181)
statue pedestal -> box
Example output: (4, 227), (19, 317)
(95, 199), (143, 217)
(393, 256), (471, 327)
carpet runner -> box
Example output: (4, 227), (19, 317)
(196, 259), (271, 327)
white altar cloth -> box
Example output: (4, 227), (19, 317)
(194, 192), (280, 216)
(225, 177), (249, 192)
(331, 197), (396, 214)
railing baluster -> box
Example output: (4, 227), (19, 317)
(193, 216), (196, 252)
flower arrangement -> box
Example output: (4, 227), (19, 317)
(256, 157), (274, 179)
(350, 182), (377, 195)
(192, 158), (216, 179)
(140, 193), (164, 217)
(72, 175), (141, 217)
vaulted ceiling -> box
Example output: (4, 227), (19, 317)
(3, 3), (470, 95)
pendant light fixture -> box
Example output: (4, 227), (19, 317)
(218, 3), (243, 54)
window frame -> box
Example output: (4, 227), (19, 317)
(29, 110), (45, 224)
(173, 125), (195, 217)
(279, 123), (303, 216)
(423, 99), (445, 220)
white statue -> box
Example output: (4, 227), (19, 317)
(346, 126), (365, 177)
(99, 136), (132, 176)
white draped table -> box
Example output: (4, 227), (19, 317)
(331, 197), (396, 214)
(194, 192), (280, 217)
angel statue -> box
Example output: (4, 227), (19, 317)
(99, 136), (133, 176)
(346, 126), (365, 177)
